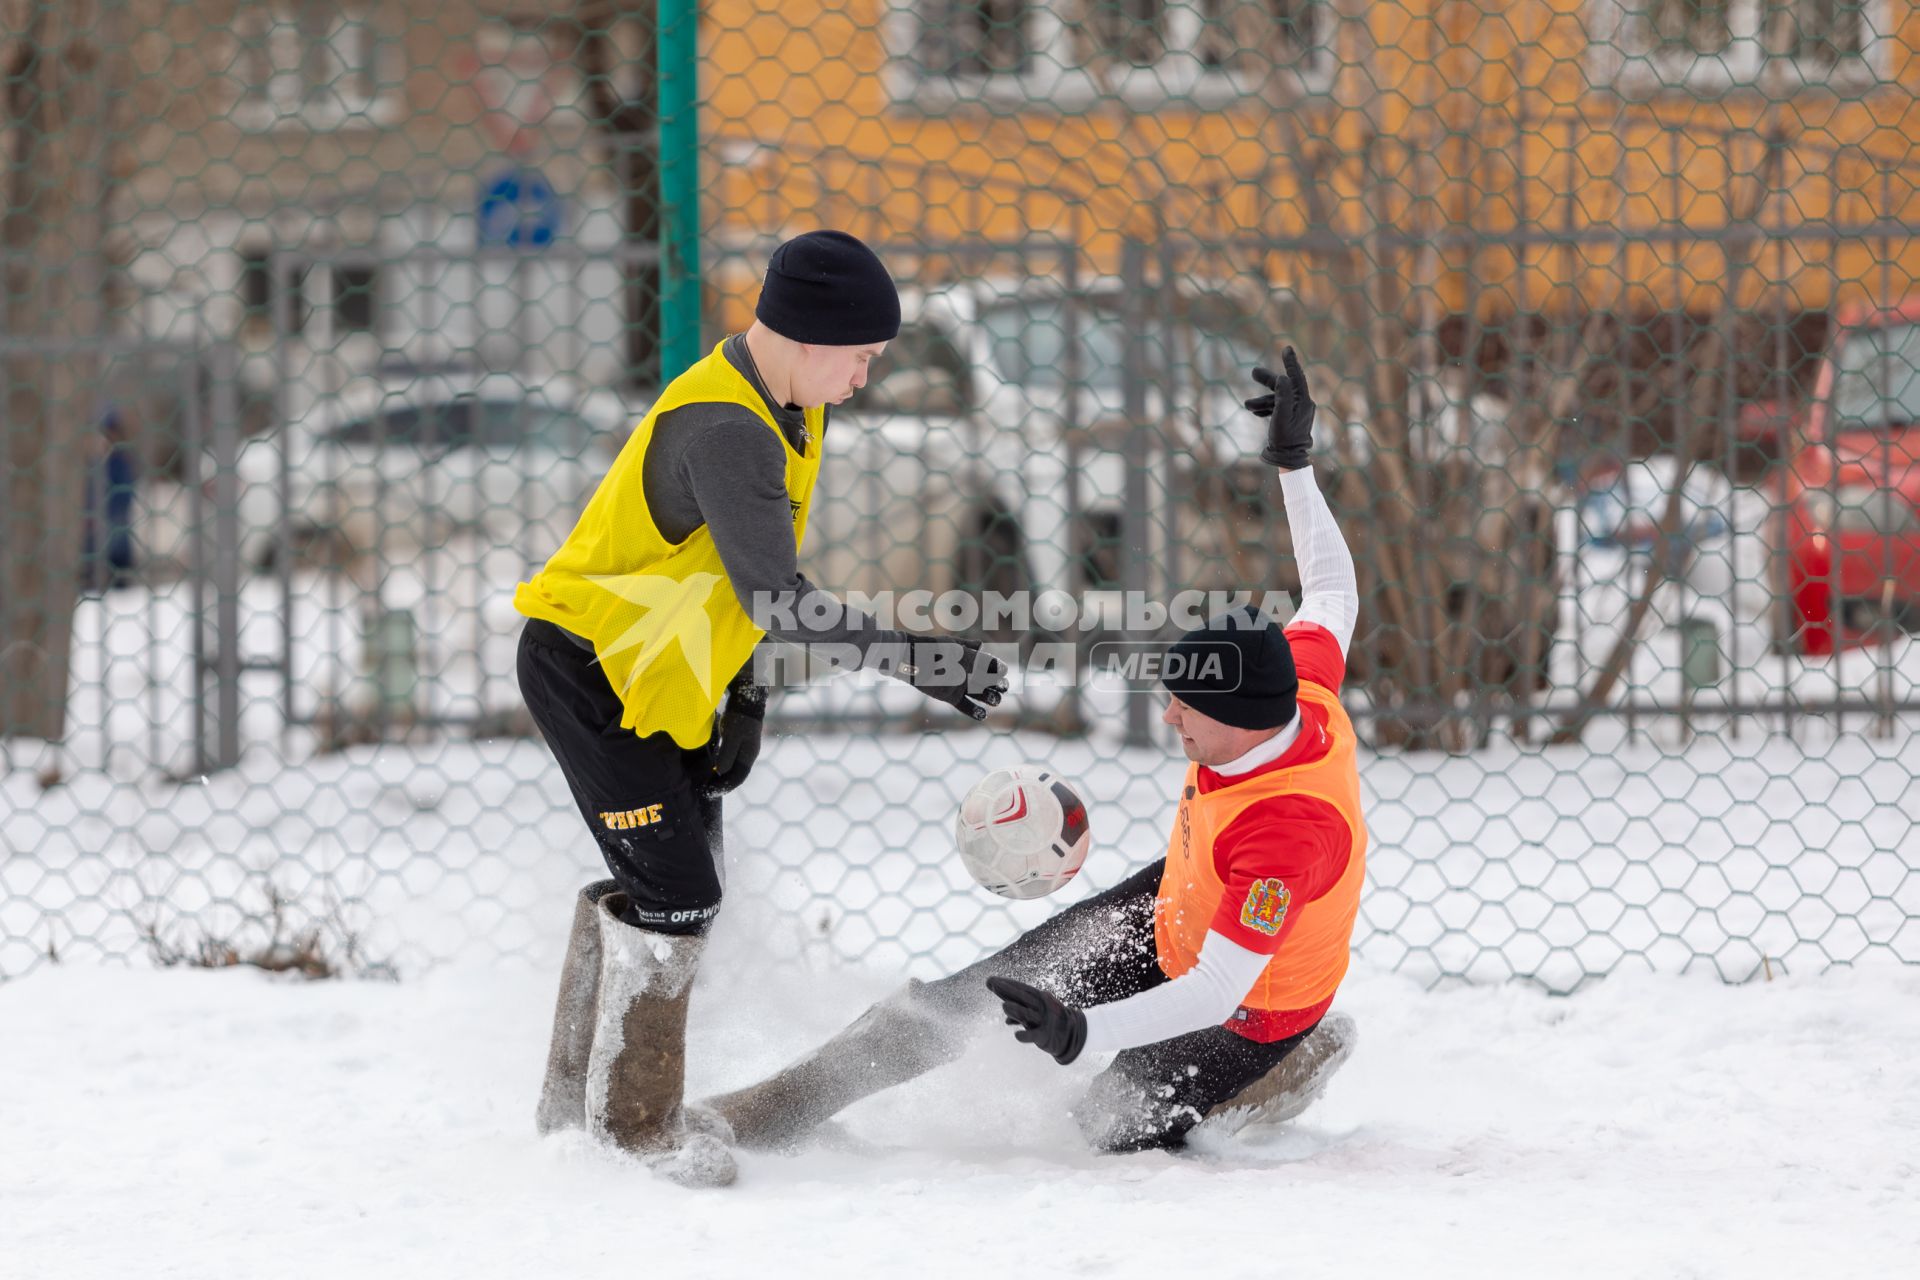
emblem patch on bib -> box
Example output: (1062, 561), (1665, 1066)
(1240, 877), (1291, 936)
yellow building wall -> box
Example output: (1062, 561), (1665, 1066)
(699, 0), (1920, 326)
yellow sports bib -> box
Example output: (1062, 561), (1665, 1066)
(513, 341), (823, 748)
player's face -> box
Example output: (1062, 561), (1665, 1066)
(1162, 694), (1219, 762)
(1161, 694), (1266, 766)
(795, 341), (887, 408)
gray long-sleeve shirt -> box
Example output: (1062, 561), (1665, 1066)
(640, 335), (899, 665)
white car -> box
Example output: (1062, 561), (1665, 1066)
(805, 277), (1285, 633)
(233, 373), (637, 572)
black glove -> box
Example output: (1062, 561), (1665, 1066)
(986, 976), (1087, 1066)
(704, 677), (767, 796)
(1243, 345), (1317, 471)
(877, 637), (1009, 722)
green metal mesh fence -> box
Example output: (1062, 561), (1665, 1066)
(2, 1), (1918, 987)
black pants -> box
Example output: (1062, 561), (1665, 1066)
(517, 618), (729, 935)
(924, 859), (1317, 1152)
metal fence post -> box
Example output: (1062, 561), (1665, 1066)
(273, 251), (296, 741)
(184, 346), (208, 776)
(209, 342), (243, 772)
(657, 0), (701, 380)
(1061, 235), (1086, 733)
(1121, 238), (1153, 750)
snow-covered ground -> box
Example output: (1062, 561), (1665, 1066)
(3, 951), (1914, 1278)
(7, 490), (1919, 1276)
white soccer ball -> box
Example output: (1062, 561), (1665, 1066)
(955, 765), (1092, 900)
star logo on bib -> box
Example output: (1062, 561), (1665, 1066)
(585, 570), (725, 697)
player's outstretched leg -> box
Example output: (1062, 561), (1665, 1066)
(707, 860), (1170, 1149)
(704, 976), (976, 1150)
(587, 891), (737, 1188)
(1203, 1012), (1356, 1133)
(535, 878), (619, 1135)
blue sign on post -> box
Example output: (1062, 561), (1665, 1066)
(477, 167), (563, 248)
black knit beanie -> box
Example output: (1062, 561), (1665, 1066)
(1160, 605), (1299, 730)
(754, 230), (901, 346)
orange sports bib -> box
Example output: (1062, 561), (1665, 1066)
(1154, 683), (1368, 1013)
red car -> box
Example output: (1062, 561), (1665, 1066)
(1779, 299), (1920, 654)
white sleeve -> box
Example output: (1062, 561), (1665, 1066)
(1278, 466), (1358, 657)
(1079, 930), (1273, 1055)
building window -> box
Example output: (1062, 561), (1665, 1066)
(240, 248), (309, 335)
(235, 3), (397, 129)
(1764, 0), (1869, 66)
(334, 265), (379, 334)
(1087, 0), (1169, 67)
(916, 1), (1032, 78)
(1193, 1), (1324, 74)
(1645, 0), (1735, 58)
(1595, 0), (1885, 92)
(895, 0), (1334, 108)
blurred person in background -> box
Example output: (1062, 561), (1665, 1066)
(512, 230), (1009, 1187)
(80, 405), (138, 594)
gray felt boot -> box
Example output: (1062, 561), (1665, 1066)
(586, 892), (736, 1188)
(534, 879), (619, 1135)
(703, 978), (971, 1151)
(1205, 1012), (1358, 1133)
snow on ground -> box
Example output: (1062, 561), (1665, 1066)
(2, 949), (1915, 1279)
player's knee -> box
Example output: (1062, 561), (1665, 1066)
(617, 887), (721, 935)
(914, 966), (1014, 1029)
(849, 978), (974, 1066)
(912, 970), (973, 1011)
(603, 859), (722, 935)
(594, 826), (723, 936)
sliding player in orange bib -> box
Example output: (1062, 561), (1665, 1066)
(706, 347), (1365, 1153)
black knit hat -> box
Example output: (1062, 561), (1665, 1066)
(754, 230), (901, 346)
(1160, 605), (1298, 730)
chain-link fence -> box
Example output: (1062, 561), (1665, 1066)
(4, 1), (1919, 989)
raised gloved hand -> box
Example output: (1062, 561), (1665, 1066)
(704, 677), (767, 796)
(986, 975), (1087, 1066)
(1243, 346), (1317, 471)
(876, 637), (1009, 722)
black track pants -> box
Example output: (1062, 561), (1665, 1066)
(517, 618), (727, 935)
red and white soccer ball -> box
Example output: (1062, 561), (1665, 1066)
(955, 765), (1092, 900)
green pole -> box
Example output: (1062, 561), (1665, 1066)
(657, 0), (701, 380)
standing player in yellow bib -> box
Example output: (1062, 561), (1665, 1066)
(515, 231), (1009, 1186)
(704, 347), (1364, 1154)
